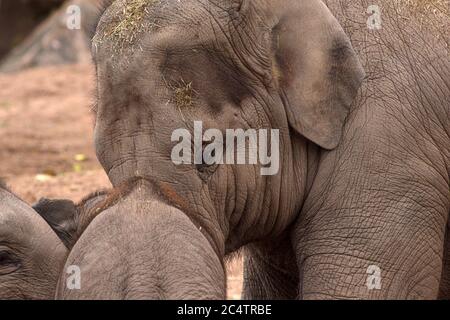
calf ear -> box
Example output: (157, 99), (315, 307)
(270, 0), (365, 149)
(33, 198), (78, 249)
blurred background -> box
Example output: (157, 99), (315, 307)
(0, 0), (243, 299)
(0, 0), (63, 61)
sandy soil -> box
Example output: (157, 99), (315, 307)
(0, 64), (243, 299)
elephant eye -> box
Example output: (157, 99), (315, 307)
(195, 141), (220, 180)
(196, 162), (219, 182)
(0, 249), (21, 275)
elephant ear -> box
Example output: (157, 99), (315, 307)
(270, 0), (365, 149)
(33, 198), (78, 249)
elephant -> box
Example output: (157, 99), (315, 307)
(54, 179), (226, 299)
(35, 184), (225, 299)
(33, 190), (108, 249)
(56, 0), (365, 299)
(246, 0), (450, 299)
(34, 184), (225, 299)
(0, 180), (67, 299)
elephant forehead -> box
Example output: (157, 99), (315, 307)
(94, 0), (164, 49)
(0, 191), (64, 255)
(0, 190), (39, 236)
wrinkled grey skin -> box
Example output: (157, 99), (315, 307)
(0, 181), (67, 299)
(58, 0), (364, 299)
(248, 1), (449, 300)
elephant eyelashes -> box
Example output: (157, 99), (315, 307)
(196, 163), (219, 182)
(0, 250), (21, 275)
(195, 141), (220, 180)
(232, 0), (245, 13)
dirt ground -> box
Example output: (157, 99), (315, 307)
(0, 64), (243, 299)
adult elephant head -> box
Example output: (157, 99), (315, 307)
(58, 0), (363, 299)
(0, 181), (67, 299)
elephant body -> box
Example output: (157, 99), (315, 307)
(292, 0), (449, 300)
(0, 181), (67, 299)
(245, 0), (450, 300)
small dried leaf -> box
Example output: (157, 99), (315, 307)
(73, 163), (83, 173)
(74, 154), (88, 162)
(35, 174), (53, 182)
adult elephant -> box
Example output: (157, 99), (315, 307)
(57, 0), (364, 299)
(246, 0), (449, 299)
(0, 181), (67, 299)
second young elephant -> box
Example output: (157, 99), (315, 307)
(0, 180), (67, 299)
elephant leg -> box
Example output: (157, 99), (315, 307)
(293, 205), (447, 299)
(241, 234), (299, 300)
(438, 221), (450, 299)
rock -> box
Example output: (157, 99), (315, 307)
(0, 0), (103, 73)
(0, 0), (64, 61)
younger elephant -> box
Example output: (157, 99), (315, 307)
(0, 180), (67, 299)
(33, 190), (108, 249)
(49, 180), (225, 299)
